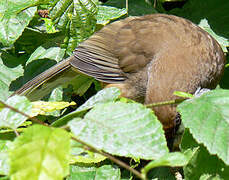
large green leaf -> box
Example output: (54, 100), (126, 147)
(10, 125), (70, 180)
(69, 102), (168, 160)
(26, 46), (65, 65)
(181, 130), (229, 180)
(0, 0), (47, 15)
(0, 96), (32, 130)
(97, 5), (127, 25)
(142, 149), (196, 176)
(177, 89), (229, 165)
(52, 87), (121, 127)
(67, 165), (120, 180)
(0, 0), (38, 46)
(76, 87), (121, 112)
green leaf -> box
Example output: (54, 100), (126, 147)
(42, 18), (58, 33)
(71, 151), (106, 164)
(26, 46), (65, 65)
(0, 3), (37, 46)
(0, 96), (32, 130)
(0, 53), (24, 101)
(14, 26), (64, 55)
(67, 166), (96, 180)
(177, 89), (229, 165)
(142, 149), (196, 176)
(181, 130), (229, 180)
(0, 140), (11, 175)
(52, 87), (121, 127)
(95, 165), (121, 180)
(0, 152), (9, 175)
(199, 174), (221, 180)
(31, 100), (76, 117)
(44, 87), (65, 116)
(173, 91), (194, 98)
(67, 165), (121, 180)
(9, 125), (70, 180)
(198, 19), (229, 52)
(0, 0), (47, 16)
(97, 5), (127, 25)
(49, 0), (98, 53)
(69, 102), (168, 159)
(77, 87), (120, 111)
(70, 140), (106, 164)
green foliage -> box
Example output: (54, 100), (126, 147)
(49, 0), (98, 53)
(181, 130), (229, 179)
(178, 89), (229, 165)
(0, 0), (38, 46)
(0, 53), (24, 100)
(9, 125), (70, 179)
(26, 46), (65, 65)
(0, 96), (32, 129)
(142, 149), (196, 176)
(52, 87), (121, 127)
(69, 102), (168, 159)
(0, 0), (229, 179)
(67, 165), (121, 180)
(0, 140), (10, 175)
(97, 5), (127, 25)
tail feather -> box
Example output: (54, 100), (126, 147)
(12, 57), (76, 100)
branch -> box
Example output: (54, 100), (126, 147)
(71, 136), (146, 180)
(145, 99), (185, 108)
(0, 100), (49, 126)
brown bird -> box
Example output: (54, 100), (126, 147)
(13, 14), (225, 139)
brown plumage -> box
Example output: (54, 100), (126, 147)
(13, 14), (225, 136)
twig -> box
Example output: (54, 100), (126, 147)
(0, 100), (48, 126)
(145, 99), (185, 108)
(126, 0), (128, 16)
(71, 136), (146, 180)
(154, 0), (157, 8)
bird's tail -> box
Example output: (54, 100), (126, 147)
(12, 56), (77, 101)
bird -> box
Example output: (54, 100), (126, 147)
(13, 14), (226, 140)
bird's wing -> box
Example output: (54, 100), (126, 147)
(71, 15), (168, 83)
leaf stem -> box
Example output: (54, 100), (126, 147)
(0, 100), (49, 126)
(145, 99), (185, 108)
(126, 0), (128, 16)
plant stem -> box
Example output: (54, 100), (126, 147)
(71, 136), (146, 180)
(0, 100), (48, 126)
(145, 99), (185, 108)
